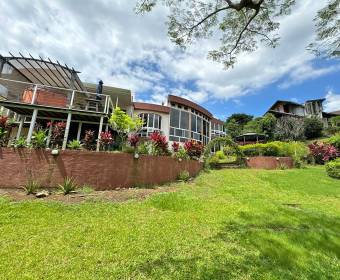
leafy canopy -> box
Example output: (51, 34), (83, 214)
(136, 0), (339, 68)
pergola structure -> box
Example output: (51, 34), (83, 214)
(0, 54), (118, 151)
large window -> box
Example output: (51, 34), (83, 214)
(138, 113), (162, 137)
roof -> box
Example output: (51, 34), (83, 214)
(211, 117), (224, 125)
(1, 54), (84, 90)
(84, 83), (132, 110)
(168, 95), (213, 118)
(305, 98), (325, 103)
(330, 110), (340, 116)
(133, 102), (170, 114)
(267, 110), (304, 118)
(268, 100), (304, 111)
(235, 133), (266, 141)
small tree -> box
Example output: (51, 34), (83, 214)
(274, 117), (305, 141)
(259, 113), (277, 140)
(109, 107), (143, 149)
(226, 119), (242, 139)
(303, 117), (324, 139)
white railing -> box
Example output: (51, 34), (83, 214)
(0, 77), (113, 115)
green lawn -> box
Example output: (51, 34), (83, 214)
(0, 167), (339, 279)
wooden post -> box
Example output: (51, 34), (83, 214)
(96, 116), (104, 152)
(46, 121), (53, 147)
(31, 85), (38, 105)
(62, 112), (72, 150)
(69, 90), (75, 109)
(26, 109), (38, 144)
(77, 122), (82, 141)
(16, 115), (25, 140)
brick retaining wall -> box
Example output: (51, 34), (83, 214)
(0, 148), (203, 190)
(245, 156), (294, 169)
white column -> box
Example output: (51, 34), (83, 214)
(96, 116), (104, 152)
(0, 106), (4, 115)
(26, 109), (38, 144)
(31, 85), (38, 105)
(16, 116), (25, 140)
(76, 122), (82, 141)
(62, 112), (72, 150)
(46, 121), (53, 147)
(105, 124), (109, 132)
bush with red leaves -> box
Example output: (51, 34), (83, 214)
(0, 115), (9, 146)
(128, 133), (140, 148)
(150, 131), (169, 155)
(83, 130), (96, 150)
(0, 116), (9, 129)
(184, 140), (204, 159)
(172, 142), (180, 152)
(49, 121), (66, 148)
(308, 142), (338, 164)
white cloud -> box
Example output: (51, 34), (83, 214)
(324, 90), (340, 112)
(0, 0), (338, 110)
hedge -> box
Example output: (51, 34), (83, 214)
(325, 158), (340, 179)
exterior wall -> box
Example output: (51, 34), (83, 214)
(0, 148), (203, 190)
(245, 156), (293, 169)
(134, 109), (170, 140)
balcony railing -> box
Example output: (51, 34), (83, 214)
(0, 77), (114, 115)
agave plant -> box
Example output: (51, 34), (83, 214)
(58, 177), (77, 195)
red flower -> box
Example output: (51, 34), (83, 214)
(308, 142), (338, 164)
(100, 131), (114, 146)
(184, 140), (203, 159)
(150, 131), (168, 155)
(128, 134), (140, 148)
(172, 142), (180, 152)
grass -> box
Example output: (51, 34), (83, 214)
(0, 166), (339, 279)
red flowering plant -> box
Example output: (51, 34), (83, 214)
(172, 142), (180, 153)
(128, 133), (140, 148)
(99, 131), (114, 151)
(83, 130), (96, 150)
(184, 140), (204, 159)
(0, 115), (9, 146)
(49, 121), (66, 148)
(308, 142), (338, 164)
(150, 131), (169, 155)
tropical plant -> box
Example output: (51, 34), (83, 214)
(138, 141), (150, 155)
(215, 150), (226, 160)
(109, 107), (143, 149)
(128, 133), (140, 148)
(225, 113), (253, 138)
(184, 140), (203, 159)
(83, 130), (96, 150)
(274, 117), (305, 141)
(12, 137), (27, 148)
(23, 180), (40, 195)
(58, 177), (77, 195)
(0, 115), (9, 147)
(303, 117), (324, 139)
(325, 158), (340, 179)
(31, 129), (47, 149)
(308, 142), (338, 164)
(99, 131), (114, 151)
(325, 133), (340, 151)
(177, 170), (190, 182)
(150, 131), (169, 155)
(173, 147), (190, 161)
(259, 113), (277, 139)
(49, 121), (66, 148)
(67, 140), (82, 150)
(172, 142), (180, 152)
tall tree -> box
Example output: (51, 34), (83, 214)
(136, 0), (339, 68)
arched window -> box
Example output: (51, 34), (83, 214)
(138, 113), (162, 137)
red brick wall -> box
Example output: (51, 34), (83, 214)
(245, 156), (293, 169)
(0, 148), (202, 190)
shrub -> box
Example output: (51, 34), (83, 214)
(172, 142), (180, 152)
(174, 147), (189, 161)
(303, 117), (324, 139)
(58, 177), (77, 195)
(138, 141), (150, 155)
(83, 130), (96, 150)
(67, 140), (82, 150)
(215, 150), (226, 160)
(49, 121), (66, 148)
(325, 133), (340, 151)
(208, 155), (220, 166)
(128, 133), (140, 148)
(100, 131), (114, 150)
(274, 117), (305, 141)
(150, 131), (169, 155)
(12, 137), (27, 148)
(0, 115), (9, 147)
(23, 180), (40, 195)
(240, 142), (280, 157)
(177, 170), (190, 182)
(31, 129), (47, 149)
(308, 142), (338, 164)
(184, 140), (203, 159)
(325, 158), (340, 179)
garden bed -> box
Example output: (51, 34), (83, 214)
(0, 148), (202, 190)
(245, 156), (293, 169)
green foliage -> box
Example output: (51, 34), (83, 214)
(12, 137), (27, 148)
(137, 141), (150, 155)
(242, 118), (262, 134)
(225, 119), (242, 139)
(23, 180), (40, 195)
(31, 129), (47, 149)
(58, 177), (77, 195)
(303, 117), (324, 139)
(226, 113), (253, 138)
(259, 113), (277, 139)
(274, 117), (305, 141)
(67, 140), (82, 150)
(177, 170), (190, 182)
(81, 185), (94, 194)
(174, 147), (190, 161)
(325, 158), (340, 179)
(325, 133), (340, 150)
(215, 150), (226, 160)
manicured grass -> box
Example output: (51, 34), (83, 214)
(0, 166), (339, 279)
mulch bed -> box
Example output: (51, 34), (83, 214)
(0, 186), (177, 204)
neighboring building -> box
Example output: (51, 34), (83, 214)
(0, 54), (225, 149)
(265, 99), (339, 127)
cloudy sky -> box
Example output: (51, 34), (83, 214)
(0, 0), (339, 119)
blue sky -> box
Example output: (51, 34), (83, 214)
(0, 0), (339, 120)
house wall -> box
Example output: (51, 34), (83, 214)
(0, 148), (202, 190)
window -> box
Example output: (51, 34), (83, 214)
(138, 113), (162, 137)
(180, 111), (189, 130)
(170, 108), (180, 127)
